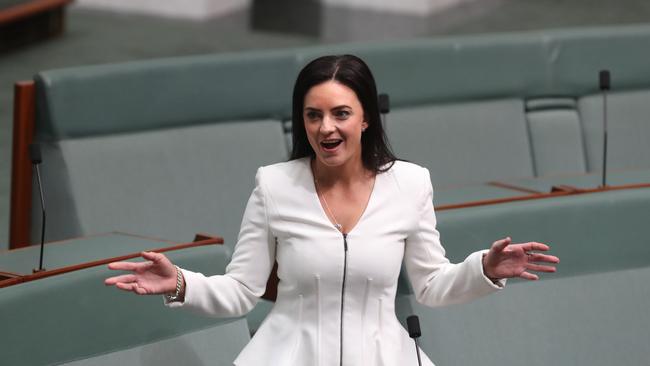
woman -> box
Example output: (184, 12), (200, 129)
(105, 55), (559, 365)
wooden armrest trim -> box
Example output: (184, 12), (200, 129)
(0, 0), (72, 24)
(0, 238), (222, 288)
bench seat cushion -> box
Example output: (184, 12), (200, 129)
(33, 119), (288, 247)
(387, 99), (534, 187)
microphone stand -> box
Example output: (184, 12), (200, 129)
(599, 70), (610, 188)
(30, 143), (47, 273)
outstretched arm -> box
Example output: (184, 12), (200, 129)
(104, 167), (275, 317)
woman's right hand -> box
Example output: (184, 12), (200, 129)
(104, 251), (182, 296)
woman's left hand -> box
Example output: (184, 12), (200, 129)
(482, 237), (560, 281)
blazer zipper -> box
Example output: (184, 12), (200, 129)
(339, 233), (348, 366)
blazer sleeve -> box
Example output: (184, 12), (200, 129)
(165, 167), (276, 317)
(404, 167), (505, 308)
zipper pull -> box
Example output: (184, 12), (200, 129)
(343, 233), (348, 251)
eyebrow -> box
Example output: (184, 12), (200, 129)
(303, 105), (352, 111)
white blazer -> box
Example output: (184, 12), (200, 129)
(168, 157), (504, 366)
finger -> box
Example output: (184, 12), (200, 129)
(133, 284), (149, 295)
(105, 274), (136, 286)
(115, 282), (138, 292)
(491, 237), (511, 252)
(519, 271), (539, 281)
(141, 251), (165, 263)
(108, 261), (153, 272)
(528, 253), (560, 264)
(525, 263), (557, 273)
(524, 242), (550, 252)
(115, 281), (149, 295)
(108, 261), (139, 271)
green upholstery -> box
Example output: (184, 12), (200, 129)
(410, 265), (650, 366)
(295, 33), (551, 107)
(0, 244), (250, 366)
(60, 321), (249, 366)
(397, 187), (650, 365)
(578, 90), (650, 172)
(34, 51), (296, 140)
(546, 25), (650, 94)
(435, 187), (650, 277)
(387, 99), (534, 186)
(526, 98), (587, 176)
(246, 298), (275, 335)
(32, 119), (288, 246)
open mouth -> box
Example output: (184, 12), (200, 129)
(320, 139), (343, 151)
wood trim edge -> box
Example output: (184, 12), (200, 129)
(487, 181), (544, 194)
(10, 81), (36, 249)
(437, 182), (650, 211)
(0, 238), (223, 288)
(0, 0), (72, 24)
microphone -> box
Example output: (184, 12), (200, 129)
(599, 70), (610, 188)
(30, 143), (47, 273)
(378, 93), (390, 131)
(407, 315), (423, 366)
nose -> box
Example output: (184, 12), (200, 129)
(319, 115), (336, 134)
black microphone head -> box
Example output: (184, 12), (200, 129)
(29, 143), (42, 164)
(407, 315), (421, 338)
(378, 93), (390, 114)
(599, 70), (611, 91)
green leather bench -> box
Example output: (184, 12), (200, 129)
(412, 264), (650, 366)
(396, 186), (650, 366)
(0, 242), (249, 366)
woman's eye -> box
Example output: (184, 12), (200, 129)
(305, 111), (320, 120)
(335, 110), (350, 119)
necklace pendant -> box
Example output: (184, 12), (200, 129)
(334, 223), (343, 231)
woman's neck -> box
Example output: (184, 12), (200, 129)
(311, 156), (372, 187)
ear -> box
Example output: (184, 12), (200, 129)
(362, 120), (369, 131)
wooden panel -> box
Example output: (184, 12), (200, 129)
(0, 0), (71, 24)
(10, 81), (36, 249)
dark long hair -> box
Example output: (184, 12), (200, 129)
(289, 55), (396, 173)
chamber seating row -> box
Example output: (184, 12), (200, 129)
(4, 185), (649, 366)
(6, 24), (650, 365)
(1, 242), (250, 366)
(394, 185), (650, 366)
(12, 24), (650, 250)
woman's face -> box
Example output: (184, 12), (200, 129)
(303, 80), (368, 169)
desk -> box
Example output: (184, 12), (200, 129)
(498, 168), (650, 193)
(0, 232), (176, 277)
(433, 169), (650, 211)
(0, 232), (221, 287)
(434, 184), (532, 208)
